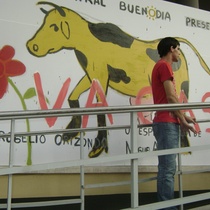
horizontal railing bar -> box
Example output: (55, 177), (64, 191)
(84, 166), (210, 190)
(86, 177), (156, 190)
(0, 125), (130, 138)
(86, 176), (157, 189)
(0, 102), (210, 120)
(0, 198), (82, 209)
(78, 165), (210, 190)
(196, 119), (210, 123)
(139, 176), (157, 183)
(0, 119), (209, 138)
(86, 180), (131, 189)
(123, 192), (210, 210)
(1, 165), (207, 174)
(1, 144), (210, 176)
(180, 168), (210, 175)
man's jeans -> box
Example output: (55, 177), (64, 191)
(153, 122), (180, 210)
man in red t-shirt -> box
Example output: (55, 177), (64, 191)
(151, 37), (196, 209)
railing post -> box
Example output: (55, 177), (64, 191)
(178, 131), (184, 210)
(7, 119), (15, 210)
(130, 112), (139, 208)
(80, 131), (85, 210)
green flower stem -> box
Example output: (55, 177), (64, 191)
(8, 78), (32, 165)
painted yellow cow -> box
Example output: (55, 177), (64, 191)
(27, 1), (210, 158)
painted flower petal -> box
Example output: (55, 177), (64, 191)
(0, 45), (15, 61)
(5, 60), (26, 76)
(0, 76), (8, 99)
(0, 62), (4, 76)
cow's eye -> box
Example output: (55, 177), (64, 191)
(50, 24), (59, 32)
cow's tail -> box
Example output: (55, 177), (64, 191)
(176, 37), (210, 75)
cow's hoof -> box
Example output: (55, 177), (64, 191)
(88, 138), (108, 158)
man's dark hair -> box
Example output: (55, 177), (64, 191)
(157, 37), (180, 58)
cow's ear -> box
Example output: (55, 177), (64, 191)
(61, 21), (70, 39)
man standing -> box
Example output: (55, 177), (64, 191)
(151, 37), (197, 209)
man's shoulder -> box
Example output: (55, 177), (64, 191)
(154, 59), (171, 72)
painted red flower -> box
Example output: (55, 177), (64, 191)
(0, 45), (26, 98)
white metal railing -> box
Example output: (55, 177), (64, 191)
(0, 102), (210, 209)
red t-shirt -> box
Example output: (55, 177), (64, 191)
(151, 59), (179, 123)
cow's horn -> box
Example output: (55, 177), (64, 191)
(40, 7), (48, 15)
(37, 1), (66, 17)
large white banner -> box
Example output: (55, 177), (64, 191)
(0, 0), (210, 166)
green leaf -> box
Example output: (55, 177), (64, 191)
(23, 88), (37, 99)
(45, 97), (50, 105)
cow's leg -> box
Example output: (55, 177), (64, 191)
(62, 100), (81, 141)
(88, 114), (108, 158)
(62, 75), (91, 141)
